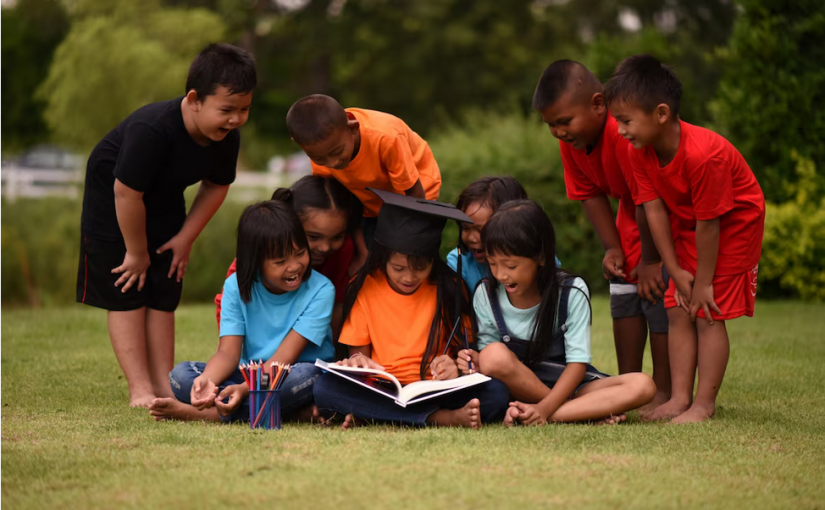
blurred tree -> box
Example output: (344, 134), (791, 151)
(711, 0), (825, 203)
(1, 0), (69, 153)
(37, 0), (226, 150)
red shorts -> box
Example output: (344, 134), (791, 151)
(664, 264), (759, 321)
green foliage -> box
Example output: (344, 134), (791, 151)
(1, 0), (69, 153)
(711, 0), (825, 203)
(430, 111), (607, 292)
(37, 0), (226, 151)
(760, 153), (825, 300)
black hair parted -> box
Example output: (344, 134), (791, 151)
(455, 176), (528, 250)
(482, 200), (590, 366)
(603, 54), (682, 116)
(342, 242), (477, 377)
(286, 94), (349, 146)
(186, 43), (257, 99)
(271, 175), (363, 235)
(236, 200), (310, 303)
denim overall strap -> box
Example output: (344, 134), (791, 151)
(482, 279), (512, 343)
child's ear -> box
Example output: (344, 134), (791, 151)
(347, 118), (360, 132)
(656, 103), (671, 125)
(591, 92), (606, 113)
(186, 89), (202, 111)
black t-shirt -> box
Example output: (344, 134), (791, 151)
(80, 97), (239, 245)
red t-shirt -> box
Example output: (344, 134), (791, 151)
(560, 115), (641, 281)
(214, 236), (355, 324)
(630, 121), (765, 275)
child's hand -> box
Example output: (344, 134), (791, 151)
(156, 234), (193, 282)
(112, 250), (151, 293)
(456, 349), (479, 375)
(505, 401), (547, 426)
(689, 283), (721, 324)
(336, 353), (384, 370)
(430, 355), (458, 380)
(190, 375), (218, 409)
(602, 248), (627, 280)
(672, 269), (695, 312)
(214, 384), (248, 417)
(635, 260), (666, 304)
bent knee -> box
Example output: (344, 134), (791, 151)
(630, 373), (657, 403)
(478, 343), (519, 378)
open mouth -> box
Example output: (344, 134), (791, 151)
(503, 282), (518, 293)
(283, 274), (301, 287)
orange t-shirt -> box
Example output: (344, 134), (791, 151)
(339, 271), (444, 385)
(311, 108), (442, 217)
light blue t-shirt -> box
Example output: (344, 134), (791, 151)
(472, 277), (591, 364)
(219, 270), (335, 364)
(448, 247), (563, 294)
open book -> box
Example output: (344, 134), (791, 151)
(315, 359), (491, 407)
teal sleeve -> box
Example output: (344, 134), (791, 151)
(446, 248), (459, 272)
(293, 278), (335, 347)
(472, 284), (500, 351)
(219, 274), (245, 338)
(562, 278), (592, 364)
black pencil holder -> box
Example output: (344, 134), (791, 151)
(249, 389), (282, 430)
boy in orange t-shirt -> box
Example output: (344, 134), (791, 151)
(286, 95), (442, 272)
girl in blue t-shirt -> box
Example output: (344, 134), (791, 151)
(457, 200), (655, 425)
(447, 176), (559, 293)
(149, 200), (335, 423)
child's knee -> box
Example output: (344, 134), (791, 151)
(478, 343), (519, 378)
(629, 373), (657, 402)
(168, 361), (200, 401)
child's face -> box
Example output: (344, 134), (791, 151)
(487, 252), (543, 305)
(190, 86), (252, 143)
(260, 243), (310, 295)
(539, 91), (605, 150)
(460, 201), (493, 264)
(301, 209), (348, 267)
(610, 100), (665, 149)
(385, 252), (433, 296)
(300, 122), (360, 170)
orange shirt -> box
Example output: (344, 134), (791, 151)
(311, 108), (442, 217)
(339, 271), (440, 385)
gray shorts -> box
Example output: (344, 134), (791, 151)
(609, 267), (669, 334)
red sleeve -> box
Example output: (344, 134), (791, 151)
(560, 141), (601, 201)
(630, 148), (659, 205)
(689, 157), (735, 220)
(381, 134), (419, 191)
(321, 237), (354, 303)
(214, 259), (238, 326)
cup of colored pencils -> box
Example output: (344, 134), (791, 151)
(240, 361), (291, 430)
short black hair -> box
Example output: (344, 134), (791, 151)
(286, 95), (349, 146)
(235, 200), (310, 303)
(271, 175), (363, 234)
(603, 54), (682, 115)
(455, 176), (528, 251)
(532, 60), (600, 111)
(186, 43), (257, 99)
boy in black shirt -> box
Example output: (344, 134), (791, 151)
(77, 43), (256, 408)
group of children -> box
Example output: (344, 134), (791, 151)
(77, 43), (764, 429)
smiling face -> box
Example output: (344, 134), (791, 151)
(188, 86), (252, 144)
(385, 252), (433, 296)
(486, 251), (543, 308)
(460, 201), (494, 264)
(300, 123), (360, 170)
(539, 90), (605, 151)
(609, 100), (666, 149)
(301, 208), (348, 267)
(260, 243), (310, 294)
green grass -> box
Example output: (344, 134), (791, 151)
(3, 299), (825, 509)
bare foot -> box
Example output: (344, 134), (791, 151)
(592, 414), (627, 425)
(130, 393), (157, 409)
(292, 404), (322, 423)
(671, 403), (715, 424)
(341, 414), (360, 430)
(148, 398), (219, 422)
(427, 399), (481, 429)
(503, 406), (521, 427)
(637, 391), (670, 421)
(643, 398), (690, 421)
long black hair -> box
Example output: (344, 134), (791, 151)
(236, 201), (310, 303)
(270, 175), (362, 233)
(483, 200), (590, 366)
(342, 242), (476, 379)
(455, 176), (528, 251)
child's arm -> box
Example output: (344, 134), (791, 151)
(157, 179), (230, 282)
(643, 197), (693, 310)
(349, 227), (369, 276)
(691, 219), (722, 323)
(404, 179), (425, 199)
(581, 194), (626, 280)
(511, 363), (587, 425)
(113, 179), (150, 292)
(430, 355), (458, 380)
(191, 335), (243, 409)
(635, 205), (667, 304)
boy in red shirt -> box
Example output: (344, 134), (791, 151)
(605, 54), (765, 423)
(532, 60), (671, 415)
(286, 95), (442, 273)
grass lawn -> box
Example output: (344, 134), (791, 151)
(2, 298), (825, 509)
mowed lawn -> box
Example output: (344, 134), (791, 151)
(2, 299), (824, 509)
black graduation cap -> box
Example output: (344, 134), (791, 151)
(370, 188), (472, 258)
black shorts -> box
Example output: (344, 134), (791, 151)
(76, 233), (182, 312)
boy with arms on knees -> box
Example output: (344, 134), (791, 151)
(532, 60), (671, 414)
(285, 95), (442, 270)
(77, 43), (256, 407)
(604, 54), (765, 423)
